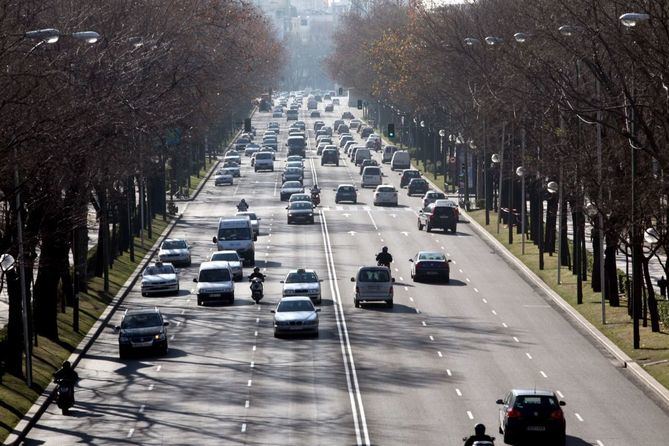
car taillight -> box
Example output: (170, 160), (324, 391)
(550, 409), (564, 421)
(507, 408), (523, 419)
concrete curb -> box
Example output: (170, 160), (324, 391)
(368, 116), (669, 408)
(3, 144), (226, 446)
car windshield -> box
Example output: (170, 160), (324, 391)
(211, 252), (239, 262)
(218, 227), (251, 241)
(290, 202), (313, 210)
(364, 168), (381, 175)
(199, 268), (231, 282)
(162, 240), (187, 250)
(256, 153), (272, 159)
(412, 179), (427, 184)
(145, 265), (175, 275)
(277, 299), (315, 312)
(359, 269), (391, 282)
(515, 395), (559, 410)
(290, 194), (310, 201)
(406, 171), (420, 177)
(286, 272), (318, 283)
(283, 182), (302, 189)
(378, 186), (395, 192)
(418, 252), (446, 261)
(122, 313), (162, 329)
(237, 213), (257, 220)
(339, 186), (354, 192)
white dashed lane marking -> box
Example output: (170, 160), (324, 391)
(446, 369), (452, 376)
(127, 428), (134, 438)
(466, 411), (474, 420)
(455, 389), (462, 396)
(526, 353), (533, 360)
(540, 370), (548, 378)
(575, 413), (584, 422)
(513, 337), (520, 343)
(437, 351), (443, 358)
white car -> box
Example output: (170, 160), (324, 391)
(194, 261), (235, 305)
(253, 152), (274, 171)
(244, 144), (261, 157)
(209, 250), (243, 280)
(422, 190), (446, 208)
(141, 262), (179, 296)
(361, 166), (382, 188)
(222, 161), (240, 177)
(281, 268), (323, 304)
(158, 239), (191, 266)
(272, 296), (320, 338)
(215, 170), (234, 186)
(373, 185), (398, 206)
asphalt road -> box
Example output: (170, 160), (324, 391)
(20, 99), (669, 446)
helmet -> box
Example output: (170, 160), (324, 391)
(474, 423), (486, 435)
(240, 198), (247, 203)
(62, 361), (71, 369)
(382, 246), (388, 253)
(253, 267), (260, 273)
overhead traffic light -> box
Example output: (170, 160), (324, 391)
(387, 123), (396, 138)
(357, 99), (363, 109)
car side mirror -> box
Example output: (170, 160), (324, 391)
(496, 399), (504, 405)
(315, 308), (321, 313)
(113, 325), (120, 332)
(280, 280), (284, 283)
(253, 234), (258, 241)
(350, 277), (355, 282)
(447, 259), (452, 263)
(213, 237), (218, 244)
(559, 401), (566, 406)
(285, 206), (289, 209)
(193, 278), (198, 283)
(392, 278), (395, 282)
(163, 321), (170, 326)
(271, 310), (276, 313)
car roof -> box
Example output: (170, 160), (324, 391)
(215, 250), (240, 255)
(279, 296), (313, 302)
(434, 199), (457, 207)
(358, 266), (389, 271)
(337, 184), (355, 188)
(125, 307), (161, 316)
(199, 260), (231, 271)
(511, 389), (557, 397)
(287, 268), (316, 274)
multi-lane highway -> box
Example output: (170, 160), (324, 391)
(21, 98), (669, 445)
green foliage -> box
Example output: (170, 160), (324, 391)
(659, 300), (669, 328)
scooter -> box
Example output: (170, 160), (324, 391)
(462, 436), (495, 445)
(55, 379), (75, 415)
(311, 191), (320, 206)
(249, 277), (264, 304)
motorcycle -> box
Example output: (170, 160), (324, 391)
(311, 191), (320, 206)
(237, 203), (249, 212)
(55, 379), (75, 415)
(249, 277), (264, 303)
(462, 437), (495, 446)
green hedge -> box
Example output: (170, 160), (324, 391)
(659, 300), (669, 328)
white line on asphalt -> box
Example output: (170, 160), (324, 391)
(437, 351), (443, 358)
(176, 321), (181, 326)
(395, 268), (399, 272)
(404, 286), (408, 291)
(513, 337), (520, 343)
(252, 345), (256, 351)
(575, 413), (584, 422)
(455, 389), (462, 396)
(447, 369), (452, 376)
(416, 308), (421, 314)
(380, 238), (384, 242)
(250, 361), (255, 368)
(466, 411), (474, 420)
(399, 277), (404, 281)
(422, 321), (427, 326)
(526, 353), (533, 360)
(170, 335), (175, 341)
(502, 322), (508, 328)
(556, 390), (565, 399)
(139, 404), (145, 413)
(429, 335), (434, 341)
(466, 278), (471, 282)
(482, 298), (487, 303)
(441, 246), (445, 250)
(458, 269), (463, 273)
(319, 187), (368, 445)
(127, 428), (134, 438)
(256, 317), (259, 323)
(596, 441), (604, 446)
(148, 384), (154, 391)
(245, 400), (250, 408)
(254, 330), (258, 336)
(248, 380), (252, 387)
(492, 310), (497, 315)
(475, 288), (480, 293)
(241, 423), (247, 433)
(409, 297), (414, 302)
(451, 260), (456, 264)
(156, 365), (162, 372)
(540, 370), (548, 378)
(181, 309), (185, 315)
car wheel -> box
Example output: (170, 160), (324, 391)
(287, 218), (291, 224)
(309, 218), (314, 224)
(313, 331), (319, 338)
(353, 199), (357, 204)
(354, 299), (360, 308)
(417, 221), (423, 230)
(503, 430), (514, 445)
(336, 162), (339, 166)
(452, 226), (457, 233)
(197, 298), (203, 306)
(119, 346), (129, 359)
(141, 292), (147, 297)
(426, 224), (432, 232)
(386, 300), (393, 308)
(160, 343), (168, 356)
(316, 297), (322, 305)
(335, 199), (339, 204)
(186, 259), (192, 267)
(274, 330), (280, 338)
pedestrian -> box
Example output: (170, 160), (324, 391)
(657, 276), (667, 299)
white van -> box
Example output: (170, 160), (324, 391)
(194, 261), (235, 305)
(391, 150), (411, 170)
(354, 148), (372, 166)
(361, 166), (382, 188)
(382, 145), (398, 163)
(213, 218), (255, 266)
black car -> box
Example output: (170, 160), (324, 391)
(116, 308), (169, 358)
(497, 389), (566, 445)
(310, 111), (321, 118)
(400, 169), (421, 188)
(325, 104), (334, 112)
(334, 184), (357, 204)
(342, 111), (355, 119)
(321, 149), (339, 166)
(407, 178), (429, 196)
(417, 203), (458, 232)
(360, 127), (374, 138)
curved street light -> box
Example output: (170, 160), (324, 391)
(72, 31), (101, 44)
(485, 36), (504, 45)
(620, 12), (650, 27)
(513, 32), (530, 43)
(25, 28), (61, 43)
(547, 181), (558, 194)
(464, 37), (481, 46)
(558, 25), (580, 37)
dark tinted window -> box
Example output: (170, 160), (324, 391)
(433, 206), (456, 217)
(122, 313), (162, 329)
(359, 269), (390, 282)
(199, 268), (231, 282)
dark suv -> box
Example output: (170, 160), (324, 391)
(321, 149), (339, 166)
(334, 184), (357, 204)
(407, 178), (429, 196)
(399, 169), (421, 188)
(497, 389), (566, 445)
(116, 308), (169, 358)
(417, 203), (458, 232)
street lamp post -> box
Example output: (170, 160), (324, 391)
(439, 129), (446, 187)
(492, 153), (502, 234)
(420, 120), (426, 169)
(517, 165), (527, 254)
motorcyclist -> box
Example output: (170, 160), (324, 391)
(53, 361), (79, 402)
(237, 199), (249, 212)
(375, 246), (393, 268)
(248, 267), (265, 282)
(311, 184), (321, 195)
(464, 423), (494, 446)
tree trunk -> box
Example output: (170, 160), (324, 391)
(642, 256), (661, 332)
(560, 199), (570, 267)
(604, 233), (620, 306)
(33, 226), (69, 340)
(591, 223), (601, 292)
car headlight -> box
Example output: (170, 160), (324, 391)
(154, 333), (166, 340)
(119, 335), (129, 342)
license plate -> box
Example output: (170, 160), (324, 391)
(209, 293), (221, 298)
(526, 426), (546, 432)
(132, 341), (153, 348)
(426, 271), (438, 275)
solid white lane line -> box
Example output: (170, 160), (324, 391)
(540, 370), (548, 378)
(245, 400), (250, 408)
(241, 423), (247, 433)
(455, 389), (462, 397)
(437, 351), (443, 358)
(575, 413), (584, 422)
(367, 210), (378, 230)
(139, 404), (145, 413)
(526, 353), (533, 360)
(127, 428), (134, 438)
(446, 369), (452, 376)
(466, 411), (474, 420)
(513, 337), (520, 343)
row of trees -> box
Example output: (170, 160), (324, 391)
(0, 0), (283, 379)
(327, 0), (669, 346)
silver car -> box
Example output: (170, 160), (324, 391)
(141, 262), (179, 296)
(236, 211), (261, 237)
(158, 239), (191, 266)
(272, 296), (320, 337)
(281, 269), (322, 303)
(351, 266), (394, 308)
(209, 250), (243, 280)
